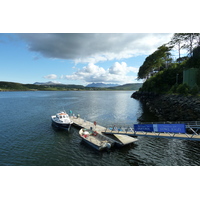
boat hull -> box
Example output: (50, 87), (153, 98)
(81, 137), (101, 151)
(79, 129), (114, 151)
(51, 118), (72, 130)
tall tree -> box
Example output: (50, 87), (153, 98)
(169, 33), (200, 61)
(169, 33), (185, 64)
(137, 45), (172, 80)
(184, 33), (197, 57)
(194, 33), (200, 47)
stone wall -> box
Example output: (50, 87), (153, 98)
(131, 91), (200, 121)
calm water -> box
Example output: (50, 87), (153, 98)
(0, 90), (200, 166)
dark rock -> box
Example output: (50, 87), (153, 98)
(131, 91), (200, 121)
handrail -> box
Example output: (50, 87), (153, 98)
(104, 122), (200, 136)
(140, 121), (200, 125)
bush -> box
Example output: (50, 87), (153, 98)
(138, 64), (184, 94)
(190, 84), (199, 96)
(169, 84), (178, 93)
(176, 83), (190, 95)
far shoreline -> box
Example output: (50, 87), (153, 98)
(0, 89), (138, 92)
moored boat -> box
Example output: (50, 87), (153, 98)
(79, 128), (114, 151)
(51, 111), (73, 130)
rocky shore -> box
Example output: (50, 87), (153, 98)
(131, 91), (200, 121)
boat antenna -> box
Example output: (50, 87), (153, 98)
(62, 107), (66, 113)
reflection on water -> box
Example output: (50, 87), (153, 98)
(82, 91), (142, 126)
(0, 91), (200, 166)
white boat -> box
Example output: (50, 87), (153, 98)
(51, 111), (73, 130)
(79, 128), (114, 151)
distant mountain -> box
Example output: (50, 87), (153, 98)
(86, 83), (120, 88)
(34, 81), (63, 85)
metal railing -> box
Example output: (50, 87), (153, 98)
(104, 121), (200, 138)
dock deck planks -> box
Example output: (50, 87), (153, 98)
(113, 134), (138, 144)
(70, 117), (137, 145)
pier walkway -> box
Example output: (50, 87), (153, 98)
(140, 121), (200, 135)
(70, 116), (200, 141)
(103, 128), (200, 140)
(103, 122), (200, 141)
(70, 117), (138, 146)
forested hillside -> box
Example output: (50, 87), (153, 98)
(137, 33), (200, 95)
(0, 81), (85, 91)
(0, 81), (142, 91)
(107, 83), (142, 90)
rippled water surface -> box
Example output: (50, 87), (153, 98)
(1, 91), (200, 166)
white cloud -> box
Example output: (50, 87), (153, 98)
(62, 62), (139, 84)
(109, 62), (138, 75)
(43, 74), (57, 79)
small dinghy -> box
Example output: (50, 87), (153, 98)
(79, 128), (114, 151)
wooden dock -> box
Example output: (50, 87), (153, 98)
(70, 117), (138, 146)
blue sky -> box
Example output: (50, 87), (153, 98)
(0, 33), (173, 85)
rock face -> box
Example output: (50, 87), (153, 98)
(131, 91), (200, 121)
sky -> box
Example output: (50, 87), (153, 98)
(0, 33), (174, 85)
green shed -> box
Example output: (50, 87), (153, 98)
(183, 68), (198, 87)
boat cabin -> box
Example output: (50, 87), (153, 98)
(55, 112), (70, 122)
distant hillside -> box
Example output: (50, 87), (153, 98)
(0, 81), (29, 91)
(0, 81), (142, 91)
(108, 83), (143, 90)
(0, 81), (84, 91)
(86, 83), (119, 88)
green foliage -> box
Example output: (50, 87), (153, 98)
(197, 69), (200, 87)
(169, 84), (199, 96)
(140, 64), (183, 94)
(138, 33), (200, 96)
(0, 81), (28, 90)
(139, 64), (200, 96)
(176, 83), (190, 95)
(0, 81), (85, 91)
(170, 33), (200, 57)
(137, 45), (172, 79)
(169, 85), (176, 93)
(190, 84), (199, 95)
(184, 46), (200, 69)
(107, 83), (143, 90)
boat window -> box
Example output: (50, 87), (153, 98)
(60, 116), (62, 119)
